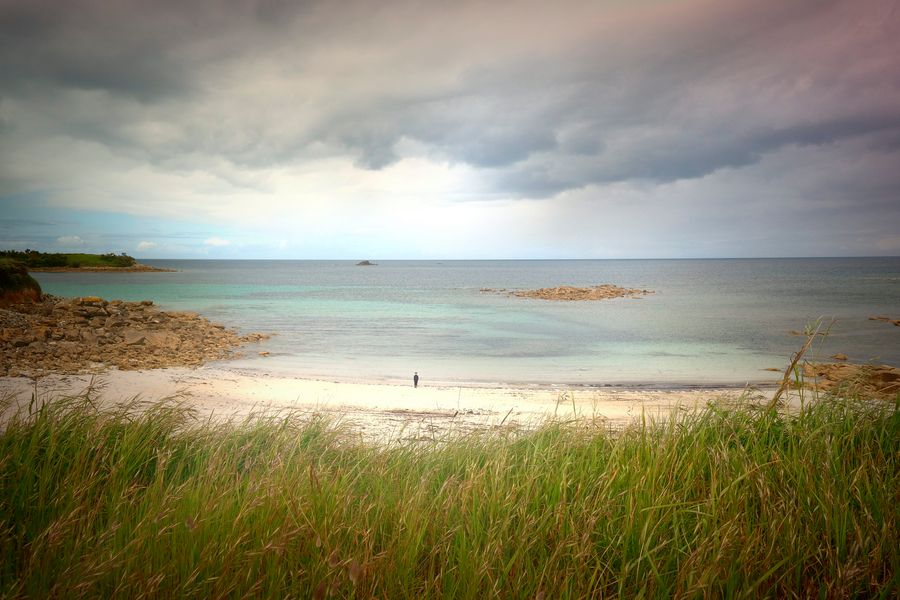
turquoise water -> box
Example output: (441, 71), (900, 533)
(31, 258), (900, 388)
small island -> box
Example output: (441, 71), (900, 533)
(356, 260), (377, 266)
(482, 284), (653, 301)
(0, 250), (175, 272)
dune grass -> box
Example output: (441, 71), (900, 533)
(0, 388), (897, 598)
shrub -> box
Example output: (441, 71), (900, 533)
(0, 258), (42, 305)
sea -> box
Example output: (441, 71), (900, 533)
(29, 258), (900, 389)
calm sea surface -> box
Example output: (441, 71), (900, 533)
(31, 258), (900, 388)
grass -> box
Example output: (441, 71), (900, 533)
(0, 389), (897, 598)
(0, 250), (136, 269)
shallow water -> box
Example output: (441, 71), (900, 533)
(31, 258), (900, 387)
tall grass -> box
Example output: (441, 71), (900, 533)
(1, 389), (897, 598)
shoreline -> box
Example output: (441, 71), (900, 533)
(1, 364), (778, 440)
(221, 364), (780, 392)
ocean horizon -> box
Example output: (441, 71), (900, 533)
(30, 257), (900, 388)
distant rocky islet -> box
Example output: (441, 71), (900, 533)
(481, 284), (653, 301)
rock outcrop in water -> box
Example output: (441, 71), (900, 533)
(482, 284), (653, 301)
(869, 315), (900, 327)
(0, 296), (269, 377)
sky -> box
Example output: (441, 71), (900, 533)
(1, 0), (899, 259)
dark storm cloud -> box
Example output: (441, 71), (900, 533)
(0, 0), (321, 100)
(493, 112), (900, 198)
(226, 0), (896, 198)
(1, 1), (186, 99)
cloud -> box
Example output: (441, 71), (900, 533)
(1, 0), (898, 258)
(56, 235), (84, 246)
(203, 237), (231, 247)
(6, 0), (898, 185)
(136, 240), (158, 250)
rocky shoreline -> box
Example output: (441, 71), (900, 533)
(482, 284), (653, 301)
(801, 362), (900, 399)
(0, 296), (268, 377)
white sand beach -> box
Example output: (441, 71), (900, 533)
(0, 367), (776, 440)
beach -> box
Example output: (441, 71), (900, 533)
(0, 367), (771, 440)
(9, 256), (898, 438)
(0, 282), (785, 438)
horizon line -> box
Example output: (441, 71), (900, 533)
(131, 255), (900, 261)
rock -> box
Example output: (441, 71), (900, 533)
(144, 331), (181, 351)
(356, 260), (377, 266)
(872, 368), (899, 383)
(122, 330), (146, 346)
(868, 315), (900, 326)
(492, 284), (654, 302)
(0, 295), (267, 375)
(105, 315), (127, 328)
(830, 353), (848, 361)
(802, 361), (900, 399)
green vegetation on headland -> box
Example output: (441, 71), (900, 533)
(0, 258), (42, 305)
(0, 249), (136, 269)
(0, 390), (896, 598)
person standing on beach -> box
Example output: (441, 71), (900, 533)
(414, 372), (419, 388)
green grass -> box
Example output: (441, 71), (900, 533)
(0, 250), (136, 269)
(0, 390), (897, 598)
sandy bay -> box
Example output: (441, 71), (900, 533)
(1, 365), (779, 441)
